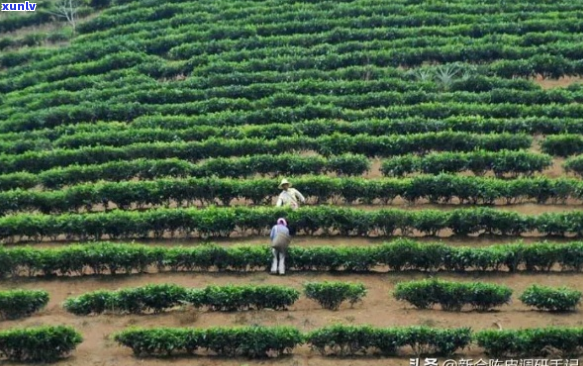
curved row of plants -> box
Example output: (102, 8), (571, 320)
(381, 150), (553, 177)
(2, 115), (582, 154)
(0, 154), (371, 191)
(542, 134), (583, 157)
(0, 132), (528, 174)
(0, 63), (540, 105)
(564, 155), (583, 177)
(394, 280), (581, 312)
(114, 325), (583, 358)
(64, 282), (365, 314)
(2, 323), (582, 362)
(5, 37), (583, 94)
(6, 80), (583, 119)
(64, 281), (580, 316)
(0, 289), (49, 320)
(6, 116), (583, 148)
(0, 71), (562, 112)
(3, 174), (583, 215)
(6, 48), (581, 99)
(77, 0), (583, 36)
(8, 99), (583, 133)
(3, 206), (583, 242)
(3, 240), (583, 278)
(0, 326), (83, 363)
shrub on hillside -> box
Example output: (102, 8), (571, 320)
(0, 326), (83, 362)
(393, 279), (512, 311)
(0, 289), (49, 319)
(519, 284), (582, 312)
(303, 281), (366, 310)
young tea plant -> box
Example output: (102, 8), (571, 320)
(393, 279), (512, 312)
(303, 281), (367, 311)
(0, 289), (49, 320)
(519, 284), (582, 312)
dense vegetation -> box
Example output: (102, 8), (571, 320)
(4, 240), (583, 278)
(4, 0), (583, 362)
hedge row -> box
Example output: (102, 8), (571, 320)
(0, 289), (49, 320)
(393, 279), (512, 311)
(1, 116), (567, 152)
(0, 154), (371, 191)
(5, 43), (583, 97)
(8, 82), (583, 121)
(3, 174), (583, 215)
(0, 326), (83, 363)
(113, 325), (304, 358)
(114, 325), (583, 358)
(4, 240), (583, 278)
(395, 280), (582, 313)
(564, 155), (583, 177)
(0, 132), (530, 174)
(7, 116), (583, 148)
(64, 284), (300, 314)
(543, 135), (583, 157)
(113, 325), (470, 358)
(519, 284), (582, 312)
(4, 206), (583, 243)
(381, 150), (553, 177)
(475, 328), (583, 357)
(12, 81), (583, 122)
(8, 99), (583, 133)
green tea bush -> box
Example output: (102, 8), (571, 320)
(5, 206), (583, 243)
(0, 326), (83, 362)
(307, 325), (472, 356)
(519, 284), (582, 312)
(303, 281), (367, 310)
(0, 289), (49, 319)
(475, 327), (583, 357)
(113, 326), (303, 358)
(3, 174), (583, 214)
(64, 284), (300, 315)
(393, 279), (512, 311)
(5, 239), (583, 278)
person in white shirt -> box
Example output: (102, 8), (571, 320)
(275, 179), (305, 210)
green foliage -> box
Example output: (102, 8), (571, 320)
(381, 150), (553, 177)
(307, 325), (472, 356)
(3, 206), (583, 243)
(519, 284), (582, 312)
(3, 174), (583, 214)
(564, 155), (583, 178)
(64, 284), (300, 315)
(5, 239), (583, 278)
(0, 133), (527, 175)
(303, 281), (367, 310)
(541, 135), (583, 157)
(475, 328), (583, 357)
(113, 326), (303, 358)
(0, 289), (49, 320)
(393, 279), (512, 311)
(0, 326), (83, 362)
(194, 285), (300, 311)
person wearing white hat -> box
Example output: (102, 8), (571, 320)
(275, 178), (305, 210)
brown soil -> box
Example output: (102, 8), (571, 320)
(2, 271), (583, 366)
(532, 75), (583, 89)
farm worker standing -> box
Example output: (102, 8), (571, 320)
(270, 218), (292, 275)
(275, 178), (305, 210)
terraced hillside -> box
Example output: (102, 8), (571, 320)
(4, 0), (583, 365)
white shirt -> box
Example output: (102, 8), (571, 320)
(276, 188), (305, 209)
